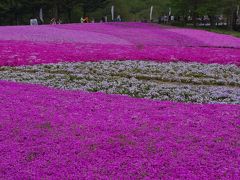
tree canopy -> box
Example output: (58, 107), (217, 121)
(0, 0), (239, 30)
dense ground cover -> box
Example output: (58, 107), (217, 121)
(0, 81), (239, 179)
(0, 23), (240, 179)
(0, 23), (240, 66)
(1, 61), (239, 104)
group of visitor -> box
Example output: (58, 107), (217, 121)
(158, 15), (175, 24)
(80, 17), (91, 23)
(82, 15), (121, 23)
(30, 14), (122, 25)
(50, 18), (62, 25)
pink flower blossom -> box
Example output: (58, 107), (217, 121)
(0, 80), (239, 179)
(0, 23), (240, 66)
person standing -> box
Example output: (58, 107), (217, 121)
(116, 15), (121, 22)
(30, 18), (38, 25)
(101, 16), (105, 22)
(51, 18), (56, 25)
(84, 17), (89, 23)
(80, 17), (84, 23)
(104, 16), (108, 22)
(164, 15), (168, 24)
(58, 18), (62, 24)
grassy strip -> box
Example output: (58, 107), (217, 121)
(202, 28), (240, 38)
(162, 23), (240, 38)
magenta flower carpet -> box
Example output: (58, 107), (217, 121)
(0, 23), (240, 178)
(0, 23), (240, 66)
(0, 81), (239, 179)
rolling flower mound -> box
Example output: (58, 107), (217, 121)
(0, 81), (239, 179)
(0, 23), (240, 66)
(0, 25), (131, 45)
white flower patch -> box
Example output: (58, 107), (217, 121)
(0, 61), (239, 104)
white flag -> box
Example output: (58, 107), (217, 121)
(111, 6), (114, 21)
(39, 8), (44, 23)
(169, 7), (172, 16)
(150, 6), (153, 21)
(237, 5), (239, 16)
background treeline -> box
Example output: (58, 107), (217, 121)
(0, 0), (110, 25)
(0, 0), (239, 30)
(171, 0), (240, 30)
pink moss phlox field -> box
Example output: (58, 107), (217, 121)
(0, 80), (239, 179)
(0, 23), (240, 66)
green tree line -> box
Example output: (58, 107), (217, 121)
(0, 0), (109, 25)
(171, 0), (240, 30)
(0, 0), (239, 30)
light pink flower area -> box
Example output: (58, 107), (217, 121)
(0, 81), (239, 179)
(0, 23), (240, 66)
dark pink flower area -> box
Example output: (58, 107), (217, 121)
(0, 81), (239, 179)
(0, 23), (240, 66)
